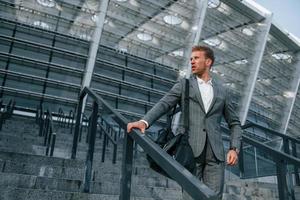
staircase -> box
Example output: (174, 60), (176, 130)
(0, 114), (292, 199)
(0, 114), (182, 200)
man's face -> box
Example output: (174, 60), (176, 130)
(190, 50), (212, 77)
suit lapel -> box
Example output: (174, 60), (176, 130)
(206, 78), (219, 114)
(190, 76), (206, 112)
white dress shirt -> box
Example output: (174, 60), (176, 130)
(197, 77), (214, 113)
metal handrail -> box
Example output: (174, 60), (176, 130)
(241, 124), (300, 200)
(243, 122), (300, 145)
(71, 87), (217, 199)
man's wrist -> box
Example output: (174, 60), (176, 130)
(229, 147), (239, 154)
(139, 120), (149, 128)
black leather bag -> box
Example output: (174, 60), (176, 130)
(147, 79), (195, 178)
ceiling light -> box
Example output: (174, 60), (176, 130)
(234, 59), (248, 65)
(208, 0), (221, 8)
(283, 91), (295, 98)
(257, 78), (271, 85)
(37, 0), (55, 7)
(137, 33), (152, 41)
(241, 28), (254, 36)
(33, 21), (51, 30)
(116, 0), (127, 2)
(91, 14), (98, 22)
(272, 53), (292, 60)
(169, 50), (184, 57)
(163, 15), (183, 25)
(203, 38), (221, 47)
(192, 26), (198, 31)
(129, 0), (139, 7)
(79, 34), (91, 41)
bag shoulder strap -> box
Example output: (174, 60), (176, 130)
(182, 78), (189, 134)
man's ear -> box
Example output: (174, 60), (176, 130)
(206, 58), (212, 67)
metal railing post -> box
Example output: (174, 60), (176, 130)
(119, 130), (134, 200)
(71, 95), (84, 159)
(83, 101), (98, 193)
(276, 159), (290, 200)
(50, 132), (56, 157)
(101, 134), (107, 162)
(239, 141), (245, 177)
(292, 142), (300, 185)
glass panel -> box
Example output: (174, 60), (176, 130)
(0, 22), (14, 36)
(43, 101), (75, 113)
(91, 79), (119, 94)
(155, 65), (178, 80)
(242, 146), (257, 178)
(2, 93), (40, 108)
(11, 43), (50, 62)
(51, 52), (86, 69)
(48, 70), (82, 85)
(150, 92), (163, 103)
(5, 78), (43, 93)
(121, 86), (148, 102)
(55, 36), (89, 55)
(0, 57), (9, 69)
(94, 63), (123, 80)
(45, 86), (78, 100)
(0, 39), (11, 53)
(153, 79), (173, 92)
(127, 57), (154, 74)
(98, 47), (126, 66)
(15, 27), (53, 46)
(9, 60), (47, 77)
(118, 99), (145, 115)
(124, 72), (152, 88)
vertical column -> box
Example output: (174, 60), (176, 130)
(280, 52), (300, 134)
(184, 0), (208, 78)
(81, 0), (110, 110)
(172, 0), (208, 133)
(239, 13), (273, 125)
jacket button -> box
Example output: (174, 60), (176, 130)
(203, 129), (206, 132)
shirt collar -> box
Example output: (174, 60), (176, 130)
(196, 77), (213, 85)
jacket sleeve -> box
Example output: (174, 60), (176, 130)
(142, 79), (184, 127)
(223, 88), (242, 150)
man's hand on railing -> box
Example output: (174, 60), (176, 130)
(127, 120), (147, 133)
(226, 150), (238, 166)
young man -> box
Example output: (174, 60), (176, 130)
(127, 46), (242, 199)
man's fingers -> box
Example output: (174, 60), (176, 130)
(227, 151), (238, 166)
(127, 124), (132, 133)
(127, 121), (146, 133)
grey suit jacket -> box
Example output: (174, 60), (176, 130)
(143, 74), (242, 161)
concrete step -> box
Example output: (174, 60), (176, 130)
(224, 180), (279, 200)
(0, 187), (179, 200)
(294, 185), (300, 200)
(0, 151), (176, 181)
(0, 172), (181, 198)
